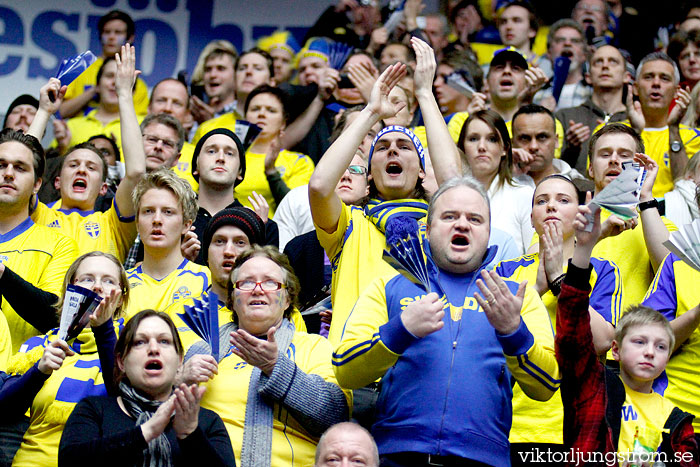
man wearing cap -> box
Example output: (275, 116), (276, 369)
(309, 39), (461, 347)
(3, 95), (39, 133)
(185, 128), (279, 265)
(485, 46), (546, 123)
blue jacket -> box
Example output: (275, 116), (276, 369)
(333, 246), (559, 466)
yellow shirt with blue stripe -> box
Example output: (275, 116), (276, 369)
(591, 121), (700, 197)
(643, 253), (700, 431)
(32, 200), (136, 263)
(235, 149), (315, 217)
(0, 218), (78, 353)
(496, 252), (622, 443)
(63, 57), (149, 117)
(124, 259), (211, 320)
(315, 203), (402, 347)
(8, 328), (107, 467)
(530, 209), (677, 311)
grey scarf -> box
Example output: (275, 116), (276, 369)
(184, 318), (296, 467)
(238, 319), (295, 467)
(119, 381), (172, 467)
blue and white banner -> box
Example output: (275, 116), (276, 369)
(0, 0), (334, 111)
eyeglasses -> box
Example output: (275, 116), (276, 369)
(143, 134), (178, 152)
(347, 165), (367, 175)
(234, 280), (286, 292)
(574, 3), (603, 13)
(552, 37), (584, 45)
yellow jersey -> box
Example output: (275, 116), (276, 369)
(315, 204), (403, 347)
(32, 200), (137, 263)
(184, 325), (347, 467)
(618, 381), (676, 462)
(496, 253), (622, 443)
(124, 259), (211, 319)
(8, 328), (107, 467)
(591, 121), (700, 197)
(63, 57), (148, 117)
(235, 149), (315, 217)
(643, 253), (700, 431)
(0, 218), (78, 352)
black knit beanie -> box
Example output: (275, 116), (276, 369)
(3, 95), (39, 129)
(203, 207), (265, 263)
(191, 128), (245, 185)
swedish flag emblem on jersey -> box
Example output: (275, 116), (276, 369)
(173, 286), (192, 301)
(84, 221), (101, 238)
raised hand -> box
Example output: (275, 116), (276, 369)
(347, 62), (378, 103)
(634, 152), (658, 201)
(230, 327), (279, 376)
(466, 92), (488, 114)
(519, 66), (547, 104)
(475, 270), (525, 335)
(668, 85), (692, 126)
(140, 395), (176, 442)
(89, 288), (122, 327)
(189, 95), (216, 124)
(399, 292), (445, 338)
(574, 192), (602, 250)
(37, 339), (75, 375)
(181, 226), (201, 263)
(366, 62), (407, 120)
(115, 43), (140, 97)
(411, 36), (436, 96)
(626, 83), (645, 133)
(318, 68), (341, 101)
(38, 78), (67, 114)
(541, 222), (564, 283)
(172, 383), (206, 439)
(248, 191), (269, 223)
(566, 120), (591, 147)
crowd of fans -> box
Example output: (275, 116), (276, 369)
(1, 0), (700, 465)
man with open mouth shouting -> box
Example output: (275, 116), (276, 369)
(309, 37), (461, 348)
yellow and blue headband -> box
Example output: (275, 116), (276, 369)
(368, 126), (425, 171)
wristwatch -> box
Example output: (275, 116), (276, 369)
(670, 140), (682, 153)
(638, 198), (659, 212)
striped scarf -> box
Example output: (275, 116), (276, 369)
(364, 198), (429, 241)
